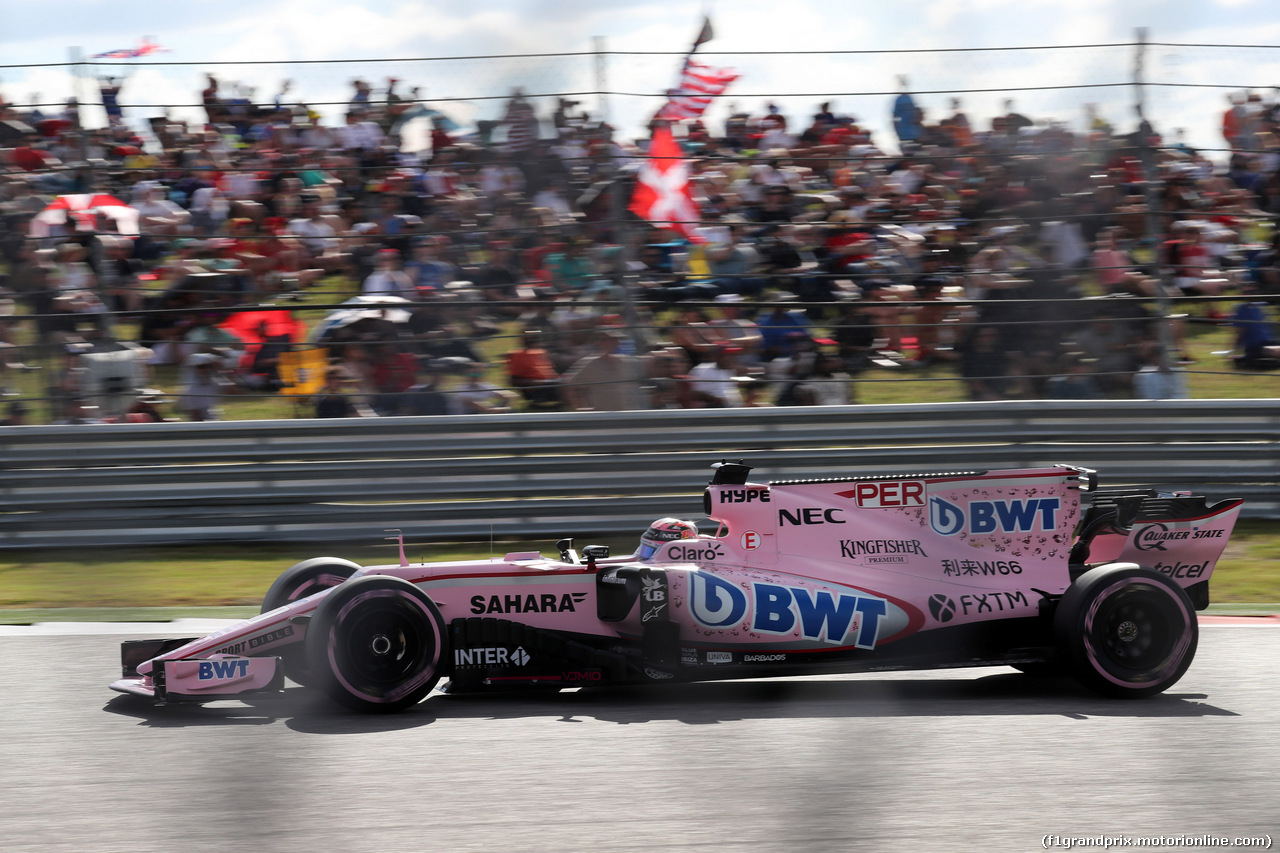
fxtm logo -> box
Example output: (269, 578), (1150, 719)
(929, 496), (1060, 536)
(689, 572), (888, 649)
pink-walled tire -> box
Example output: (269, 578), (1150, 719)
(260, 558), (361, 686)
(261, 557), (362, 614)
(1054, 563), (1198, 699)
(305, 576), (447, 713)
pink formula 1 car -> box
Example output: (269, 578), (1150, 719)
(111, 462), (1242, 713)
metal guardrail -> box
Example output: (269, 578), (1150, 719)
(1, 399), (1277, 549)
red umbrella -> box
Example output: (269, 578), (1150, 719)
(29, 193), (140, 238)
(219, 308), (306, 370)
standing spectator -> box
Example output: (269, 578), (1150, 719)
(891, 76), (921, 149)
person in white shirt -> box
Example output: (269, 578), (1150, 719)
(362, 249), (414, 298)
(688, 344), (744, 408)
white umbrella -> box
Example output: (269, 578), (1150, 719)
(309, 296), (414, 343)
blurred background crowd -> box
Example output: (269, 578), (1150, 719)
(2, 72), (1280, 425)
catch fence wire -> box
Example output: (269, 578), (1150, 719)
(5, 34), (1280, 420)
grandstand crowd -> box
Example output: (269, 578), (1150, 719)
(2, 74), (1280, 424)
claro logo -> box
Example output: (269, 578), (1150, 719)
(665, 543), (724, 562)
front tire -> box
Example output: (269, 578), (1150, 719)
(1055, 563), (1198, 699)
(305, 575), (447, 713)
(261, 558), (361, 686)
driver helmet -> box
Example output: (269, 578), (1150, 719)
(637, 517), (699, 561)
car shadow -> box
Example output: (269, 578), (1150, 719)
(103, 670), (1238, 734)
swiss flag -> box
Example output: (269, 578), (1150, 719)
(629, 125), (704, 242)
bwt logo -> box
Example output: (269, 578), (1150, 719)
(198, 659), (250, 680)
(689, 572), (888, 649)
(929, 496), (1060, 536)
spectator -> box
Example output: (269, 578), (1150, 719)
(367, 341), (420, 415)
(562, 329), (647, 411)
(1232, 284), (1280, 368)
(398, 359), (450, 416)
(794, 352), (852, 405)
(688, 343), (745, 408)
(505, 330), (562, 408)
(1133, 342), (1190, 399)
(314, 367), (370, 418)
(362, 248), (414, 298)
(180, 352), (232, 421)
(449, 361), (518, 414)
(2, 401), (30, 425)
(960, 326), (1009, 402)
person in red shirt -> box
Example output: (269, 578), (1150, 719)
(367, 341), (420, 416)
(505, 330), (561, 408)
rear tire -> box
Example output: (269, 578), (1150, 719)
(1055, 563), (1198, 699)
(260, 558), (361, 686)
(306, 575), (447, 713)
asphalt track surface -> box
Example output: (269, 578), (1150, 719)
(1, 620), (1277, 853)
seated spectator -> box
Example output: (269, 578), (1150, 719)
(562, 329), (647, 411)
(960, 325), (1009, 402)
(1232, 284), (1280, 367)
(793, 352), (852, 405)
(449, 361), (518, 414)
(648, 347), (695, 409)
(688, 343), (745, 408)
(314, 367), (371, 418)
(1046, 353), (1104, 399)
(398, 359), (449, 416)
(367, 341), (420, 415)
(362, 248), (414, 298)
(180, 352), (233, 421)
(1132, 342), (1190, 399)
(505, 330), (562, 408)
(404, 235), (457, 295)
(756, 299), (812, 360)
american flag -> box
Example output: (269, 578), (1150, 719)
(655, 59), (739, 122)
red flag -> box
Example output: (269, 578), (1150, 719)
(655, 60), (738, 122)
(629, 125), (704, 243)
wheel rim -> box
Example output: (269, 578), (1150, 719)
(328, 591), (439, 703)
(1083, 581), (1192, 686)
